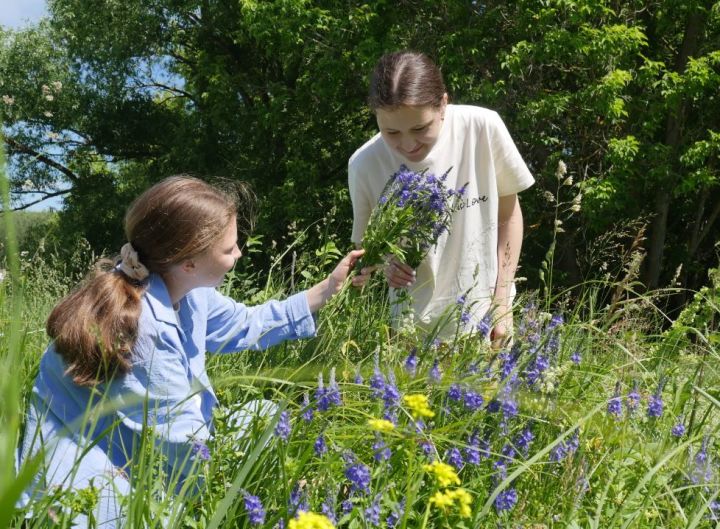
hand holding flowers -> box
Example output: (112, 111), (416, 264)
(355, 164), (465, 289)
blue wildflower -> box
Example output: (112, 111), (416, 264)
(420, 439), (436, 459)
(274, 410), (291, 441)
(191, 439), (211, 461)
(373, 434), (391, 462)
(494, 489), (518, 513)
(314, 433), (328, 456)
(364, 494), (381, 526)
(456, 294), (466, 306)
(671, 422), (685, 438)
(447, 447), (464, 470)
(570, 350), (581, 364)
(477, 313), (492, 338)
(671, 417), (685, 438)
(514, 424), (535, 457)
(289, 484), (309, 515)
(647, 394), (663, 418)
(547, 313), (564, 330)
(321, 499), (337, 524)
(345, 461), (371, 495)
(607, 382), (623, 419)
(626, 382), (640, 413)
(448, 383), (464, 402)
(404, 349), (418, 377)
(354, 369), (364, 385)
(383, 372), (401, 411)
(464, 389), (484, 411)
(370, 365), (386, 399)
(243, 492), (266, 526)
(690, 437), (714, 484)
(386, 500), (405, 527)
(429, 361), (442, 383)
(341, 499), (353, 515)
(301, 391), (314, 423)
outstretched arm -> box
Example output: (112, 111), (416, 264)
(492, 194), (524, 348)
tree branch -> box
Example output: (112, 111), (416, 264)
(11, 187), (71, 211)
(4, 137), (80, 184)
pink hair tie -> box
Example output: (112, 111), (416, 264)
(118, 243), (150, 281)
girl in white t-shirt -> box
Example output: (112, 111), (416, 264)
(350, 51), (534, 345)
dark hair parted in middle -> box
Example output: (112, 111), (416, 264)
(368, 51), (447, 111)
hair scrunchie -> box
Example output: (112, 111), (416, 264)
(118, 242), (150, 282)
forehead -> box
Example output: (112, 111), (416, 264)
(376, 105), (439, 130)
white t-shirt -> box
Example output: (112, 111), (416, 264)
(348, 105), (534, 333)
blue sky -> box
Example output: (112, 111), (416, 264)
(0, 0), (47, 29)
(1, 0), (65, 211)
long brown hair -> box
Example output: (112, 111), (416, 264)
(47, 175), (252, 386)
(368, 51), (446, 111)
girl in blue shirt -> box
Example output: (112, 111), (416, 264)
(18, 175), (364, 528)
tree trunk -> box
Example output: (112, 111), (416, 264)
(644, 6), (708, 289)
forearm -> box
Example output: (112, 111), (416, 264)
(305, 277), (336, 313)
(494, 195), (524, 312)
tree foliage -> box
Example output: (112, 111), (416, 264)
(1, 0), (718, 294)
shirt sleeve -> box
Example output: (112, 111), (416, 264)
(487, 111), (535, 196)
(348, 160), (372, 245)
(204, 289), (316, 353)
(107, 331), (211, 483)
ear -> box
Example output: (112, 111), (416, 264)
(180, 259), (197, 274)
(440, 93), (448, 119)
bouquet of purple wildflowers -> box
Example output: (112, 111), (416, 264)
(359, 164), (465, 270)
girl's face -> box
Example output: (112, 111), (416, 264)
(191, 217), (242, 288)
(375, 94), (447, 163)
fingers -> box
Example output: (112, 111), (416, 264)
(384, 257), (416, 289)
(490, 325), (512, 350)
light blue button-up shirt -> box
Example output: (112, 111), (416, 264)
(19, 273), (315, 524)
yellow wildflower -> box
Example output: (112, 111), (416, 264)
(288, 511), (335, 529)
(403, 394), (435, 419)
(423, 461), (460, 487)
(430, 490), (454, 510)
(368, 418), (395, 432)
(429, 488), (473, 518)
(450, 488), (472, 518)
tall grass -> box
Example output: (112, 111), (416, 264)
(2, 155), (719, 526)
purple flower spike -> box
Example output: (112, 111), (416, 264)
(671, 420), (685, 438)
(404, 349), (418, 377)
(494, 489), (518, 513)
(191, 439), (211, 461)
(274, 410), (291, 441)
(607, 382), (623, 419)
(429, 360), (442, 383)
(243, 492), (266, 526)
(647, 394), (663, 418)
(345, 461), (371, 495)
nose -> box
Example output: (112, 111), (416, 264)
(233, 244), (242, 260)
(399, 135), (417, 152)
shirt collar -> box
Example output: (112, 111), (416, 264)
(144, 273), (179, 328)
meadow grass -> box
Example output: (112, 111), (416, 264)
(2, 155), (719, 527)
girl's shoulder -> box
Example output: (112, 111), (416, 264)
(349, 132), (385, 170)
(448, 104), (502, 128)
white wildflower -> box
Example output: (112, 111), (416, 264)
(2, 94), (14, 105)
(562, 176), (573, 186)
(573, 193), (583, 205)
(544, 190), (556, 203)
(555, 160), (567, 179)
(52, 81), (63, 91)
(570, 204), (581, 212)
(43, 110), (53, 118)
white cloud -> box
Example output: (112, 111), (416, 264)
(0, 0), (48, 29)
